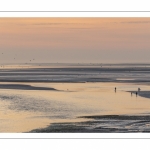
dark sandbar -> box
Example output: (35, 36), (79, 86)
(0, 84), (57, 91)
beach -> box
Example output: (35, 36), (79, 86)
(0, 63), (150, 132)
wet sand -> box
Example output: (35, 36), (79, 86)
(29, 89), (150, 133)
(1, 81), (150, 133)
(1, 64), (150, 132)
(30, 84), (150, 133)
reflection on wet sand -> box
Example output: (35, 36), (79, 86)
(0, 82), (150, 132)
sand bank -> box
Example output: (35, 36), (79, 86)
(0, 84), (57, 91)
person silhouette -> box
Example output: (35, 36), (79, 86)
(138, 88), (141, 92)
(136, 92), (138, 97)
(115, 87), (116, 92)
(131, 92), (132, 96)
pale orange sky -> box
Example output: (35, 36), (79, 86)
(0, 18), (150, 63)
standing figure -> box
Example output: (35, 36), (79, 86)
(115, 87), (116, 92)
(138, 88), (141, 92)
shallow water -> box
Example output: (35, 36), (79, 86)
(1, 63), (150, 83)
(0, 82), (150, 132)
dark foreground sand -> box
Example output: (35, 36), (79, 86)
(30, 115), (150, 133)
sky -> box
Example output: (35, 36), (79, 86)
(0, 17), (150, 64)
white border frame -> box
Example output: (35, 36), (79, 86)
(1, 1), (150, 138)
(0, 11), (150, 17)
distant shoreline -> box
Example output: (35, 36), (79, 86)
(0, 66), (150, 83)
(0, 80), (150, 83)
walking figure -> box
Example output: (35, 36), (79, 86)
(115, 87), (116, 92)
(136, 92), (138, 97)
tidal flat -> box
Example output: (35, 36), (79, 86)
(0, 63), (150, 133)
